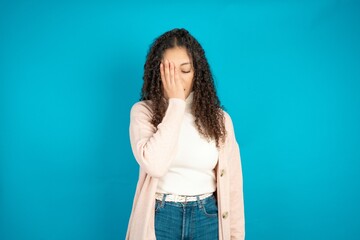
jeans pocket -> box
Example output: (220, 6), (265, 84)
(200, 196), (218, 218)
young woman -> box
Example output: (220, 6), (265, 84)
(126, 28), (245, 240)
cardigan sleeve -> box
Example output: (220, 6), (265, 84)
(224, 111), (245, 239)
(129, 98), (186, 178)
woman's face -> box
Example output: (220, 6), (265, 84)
(161, 47), (195, 99)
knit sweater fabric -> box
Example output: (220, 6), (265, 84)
(156, 91), (219, 195)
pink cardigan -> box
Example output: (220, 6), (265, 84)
(126, 97), (245, 239)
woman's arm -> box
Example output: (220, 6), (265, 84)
(224, 112), (245, 239)
(129, 98), (185, 178)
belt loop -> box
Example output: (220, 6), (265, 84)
(161, 193), (167, 206)
(196, 195), (202, 209)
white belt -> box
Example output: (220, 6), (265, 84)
(155, 192), (213, 202)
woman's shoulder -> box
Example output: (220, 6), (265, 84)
(130, 100), (153, 116)
(130, 98), (184, 116)
(220, 109), (234, 129)
(221, 109), (230, 119)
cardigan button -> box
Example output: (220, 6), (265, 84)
(222, 211), (228, 219)
(220, 169), (225, 177)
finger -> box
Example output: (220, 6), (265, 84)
(160, 62), (165, 84)
(170, 61), (175, 85)
(164, 59), (170, 85)
(174, 66), (182, 89)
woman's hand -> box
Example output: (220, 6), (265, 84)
(160, 59), (185, 101)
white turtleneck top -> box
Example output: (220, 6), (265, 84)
(156, 91), (219, 196)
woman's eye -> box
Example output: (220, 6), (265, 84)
(181, 70), (191, 73)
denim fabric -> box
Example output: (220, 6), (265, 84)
(154, 193), (219, 240)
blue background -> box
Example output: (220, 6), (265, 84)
(1, 0), (359, 239)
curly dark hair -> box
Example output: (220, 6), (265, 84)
(139, 28), (227, 149)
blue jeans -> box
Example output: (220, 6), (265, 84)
(154, 193), (219, 240)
